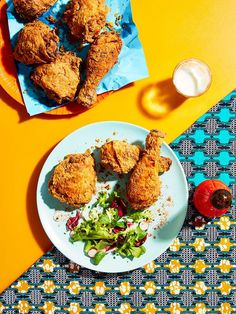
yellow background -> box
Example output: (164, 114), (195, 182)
(1, 0), (236, 292)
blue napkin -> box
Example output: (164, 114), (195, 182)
(7, 0), (149, 115)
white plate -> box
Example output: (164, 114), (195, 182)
(37, 121), (188, 272)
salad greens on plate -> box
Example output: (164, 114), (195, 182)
(67, 191), (153, 265)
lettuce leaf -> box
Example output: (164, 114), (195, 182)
(93, 251), (107, 265)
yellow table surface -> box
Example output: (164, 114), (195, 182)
(1, 0), (236, 292)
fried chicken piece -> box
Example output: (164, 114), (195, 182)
(13, 0), (58, 21)
(48, 151), (97, 207)
(63, 0), (108, 43)
(100, 141), (141, 174)
(100, 140), (171, 175)
(78, 31), (122, 107)
(31, 52), (81, 104)
(159, 156), (172, 174)
(13, 21), (59, 65)
(127, 130), (170, 210)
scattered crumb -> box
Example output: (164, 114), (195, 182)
(166, 196), (174, 206)
(103, 184), (110, 190)
(95, 138), (100, 143)
(115, 13), (122, 26)
(46, 15), (56, 24)
(156, 208), (168, 230)
(66, 261), (80, 273)
(106, 138), (111, 143)
(54, 27), (60, 35)
(153, 236), (156, 239)
(113, 132), (117, 136)
(106, 21), (114, 30)
(53, 211), (70, 222)
(59, 45), (65, 53)
(190, 216), (208, 229)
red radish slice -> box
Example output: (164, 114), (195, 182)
(103, 245), (116, 253)
(135, 235), (147, 247)
(113, 226), (125, 233)
(127, 221), (134, 228)
(140, 221), (149, 231)
(88, 249), (97, 258)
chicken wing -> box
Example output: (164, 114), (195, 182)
(78, 31), (122, 107)
(100, 141), (141, 174)
(127, 130), (169, 210)
(63, 0), (108, 43)
(13, 0), (57, 21)
(48, 151), (97, 207)
(31, 52), (81, 104)
(13, 21), (59, 65)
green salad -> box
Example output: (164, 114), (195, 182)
(66, 192), (153, 265)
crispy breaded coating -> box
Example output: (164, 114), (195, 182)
(13, 21), (59, 65)
(127, 130), (169, 210)
(48, 151), (97, 207)
(159, 156), (172, 174)
(100, 141), (141, 174)
(31, 52), (81, 104)
(78, 31), (122, 107)
(63, 0), (108, 43)
(13, 0), (58, 21)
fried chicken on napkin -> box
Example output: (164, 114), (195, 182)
(14, 21), (59, 65)
(127, 130), (170, 210)
(63, 0), (108, 43)
(78, 31), (122, 108)
(31, 52), (81, 104)
(48, 151), (97, 207)
(13, 0), (57, 21)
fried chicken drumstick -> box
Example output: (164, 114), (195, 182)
(63, 0), (108, 43)
(13, 0), (57, 21)
(100, 141), (141, 174)
(14, 21), (59, 65)
(31, 52), (81, 104)
(49, 151), (97, 207)
(127, 130), (170, 210)
(78, 31), (122, 108)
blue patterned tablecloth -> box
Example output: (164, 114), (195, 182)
(0, 93), (235, 313)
